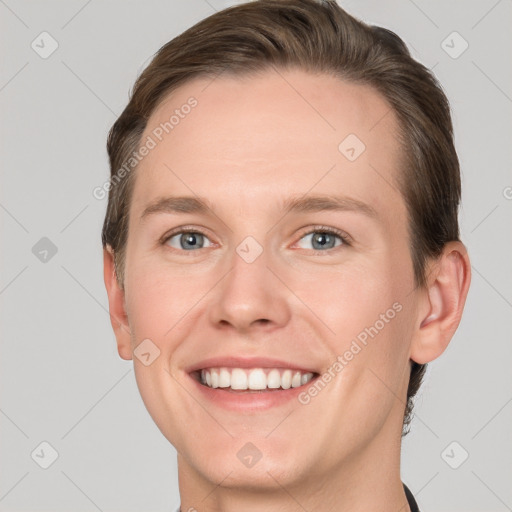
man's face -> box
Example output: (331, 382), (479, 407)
(117, 69), (421, 489)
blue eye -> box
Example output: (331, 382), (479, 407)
(165, 231), (213, 251)
(297, 229), (347, 251)
(161, 226), (350, 253)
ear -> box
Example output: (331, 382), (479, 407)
(103, 246), (132, 360)
(410, 241), (471, 364)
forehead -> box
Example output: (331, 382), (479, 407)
(131, 68), (405, 223)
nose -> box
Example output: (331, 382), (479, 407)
(208, 243), (292, 335)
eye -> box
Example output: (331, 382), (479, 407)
(295, 227), (350, 251)
(163, 230), (213, 251)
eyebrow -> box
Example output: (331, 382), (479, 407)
(282, 195), (377, 218)
(140, 196), (211, 220)
(139, 194), (378, 221)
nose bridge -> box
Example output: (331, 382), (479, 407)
(208, 234), (291, 332)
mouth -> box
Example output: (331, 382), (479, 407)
(185, 356), (321, 410)
(191, 367), (319, 393)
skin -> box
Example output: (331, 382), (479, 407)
(103, 68), (471, 511)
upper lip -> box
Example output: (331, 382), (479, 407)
(185, 356), (318, 374)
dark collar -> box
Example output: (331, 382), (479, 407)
(403, 482), (420, 512)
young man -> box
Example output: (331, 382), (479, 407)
(102, 1), (471, 510)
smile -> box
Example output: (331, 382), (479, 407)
(195, 367), (316, 392)
(186, 356), (321, 410)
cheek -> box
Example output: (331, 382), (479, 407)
(301, 260), (402, 336)
(302, 256), (412, 388)
(124, 261), (205, 342)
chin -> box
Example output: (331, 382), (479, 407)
(179, 434), (312, 491)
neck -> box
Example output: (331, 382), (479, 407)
(176, 414), (410, 512)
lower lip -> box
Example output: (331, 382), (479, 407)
(188, 373), (318, 412)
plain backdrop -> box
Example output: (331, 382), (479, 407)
(1, 1), (511, 511)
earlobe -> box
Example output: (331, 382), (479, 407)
(410, 242), (471, 365)
(103, 246), (133, 361)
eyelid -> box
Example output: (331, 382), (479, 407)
(294, 224), (353, 247)
(159, 224), (353, 251)
(159, 225), (215, 247)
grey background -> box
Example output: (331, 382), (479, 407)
(1, 0), (511, 511)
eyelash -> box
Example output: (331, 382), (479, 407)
(160, 225), (352, 253)
(296, 225), (352, 250)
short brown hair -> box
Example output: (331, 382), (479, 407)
(101, 0), (461, 436)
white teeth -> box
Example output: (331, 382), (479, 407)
(267, 369), (281, 388)
(218, 367), (230, 388)
(291, 371), (302, 388)
(210, 369), (219, 388)
(230, 368), (248, 390)
(281, 369), (292, 389)
(199, 367), (315, 391)
(248, 369), (267, 390)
